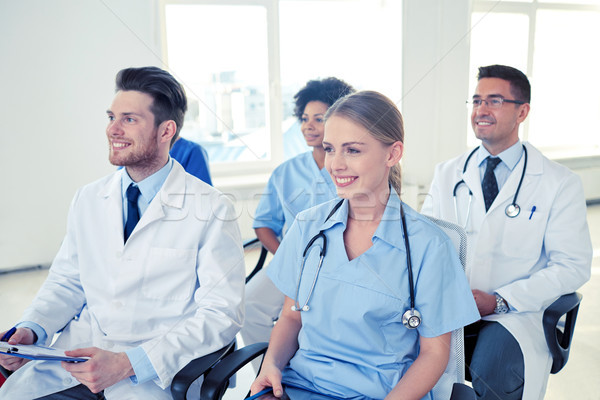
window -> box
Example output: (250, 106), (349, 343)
(279, 0), (402, 160)
(161, 0), (402, 175)
(469, 1), (600, 157)
(162, 1), (277, 175)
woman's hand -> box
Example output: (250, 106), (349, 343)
(250, 362), (284, 397)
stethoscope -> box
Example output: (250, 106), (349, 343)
(453, 144), (527, 228)
(291, 199), (422, 330)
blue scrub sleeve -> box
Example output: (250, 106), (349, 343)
(253, 176), (286, 236)
(413, 237), (479, 338)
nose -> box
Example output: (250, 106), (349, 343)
(107, 119), (123, 136)
(302, 119), (314, 131)
(474, 102), (491, 118)
(329, 150), (346, 171)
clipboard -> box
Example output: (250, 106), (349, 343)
(0, 344), (89, 363)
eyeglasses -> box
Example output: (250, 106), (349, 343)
(466, 97), (525, 109)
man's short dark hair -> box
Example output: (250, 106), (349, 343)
(115, 66), (187, 146)
(477, 65), (531, 104)
(293, 77), (355, 120)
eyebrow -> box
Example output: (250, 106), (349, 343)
(322, 141), (366, 147)
(302, 112), (325, 117)
(472, 94), (505, 99)
(106, 110), (143, 117)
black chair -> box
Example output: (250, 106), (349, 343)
(543, 291), (582, 374)
(0, 365), (10, 379)
(243, 238), (269, 284)
(199, 342), (476, 400)
(170, 238), (269, 399)
(170, 341), (236, 400)
(465, 291), (582, 382)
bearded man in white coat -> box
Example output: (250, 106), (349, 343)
(0, 67), (245, 399)
(421, 64), (592, 400)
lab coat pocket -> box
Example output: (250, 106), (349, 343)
(500, 206), (546, 260)
(142, 247), (197, 300)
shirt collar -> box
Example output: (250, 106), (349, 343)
(477, 140), (523, 171)
(121, 158), (174, 205)
(320, 188), (406, 250)
(373, 188), (405, 250)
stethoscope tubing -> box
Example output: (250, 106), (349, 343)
(293, 198), (421, 328)
(453, 144), (527, 224)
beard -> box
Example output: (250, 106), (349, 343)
(108, 138), (161, 169)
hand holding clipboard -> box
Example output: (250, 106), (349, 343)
(0, 343), (89, 363)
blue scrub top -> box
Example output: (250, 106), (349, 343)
(253, 151), (337, 236)
(170, 137), (212, 186)
(267, 191), (480, 400)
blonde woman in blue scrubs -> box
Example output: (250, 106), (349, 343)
(242, 78), (355, 347)
(251, 91), (480, 399)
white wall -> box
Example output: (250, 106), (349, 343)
(401, 0), (471, 205)
(0, 0), (161, 270)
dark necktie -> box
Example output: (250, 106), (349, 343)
(124, 184), (141, 243)
(482, 157), (501, 212)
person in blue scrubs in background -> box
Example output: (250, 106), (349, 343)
(170, 136), (212, 185)
(241, 78), (355, 347)
(250, 91), (480, 399)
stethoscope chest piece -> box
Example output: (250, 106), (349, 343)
(505, 203), (520, 218)
(402, 308), (422, 329)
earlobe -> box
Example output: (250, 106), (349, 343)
(160, 120), (177, 144)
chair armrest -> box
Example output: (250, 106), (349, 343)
(200, 342), (269, 400)
(243, 238), (261, 248)
(450, 383), (476, 400)
(244, 238), (269, 284)
(246, 247), (268, 283)
(170, 341), (235, 400)
(542, 292), (582, 374)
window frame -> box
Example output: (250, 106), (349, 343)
(471, 0), (600, 158)
(159, 0), (284, 178)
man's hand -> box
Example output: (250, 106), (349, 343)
(61, 347), (134, 393)
(472, 289), (496, 317)
(0, 327), (35, 371)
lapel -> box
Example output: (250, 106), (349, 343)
(462, 152), (485, 220)
(132, 162), (187, 237)
(97, 170), (127, 248)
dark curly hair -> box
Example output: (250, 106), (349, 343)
(293, 77), (355, 120)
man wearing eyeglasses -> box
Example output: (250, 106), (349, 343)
(421, 65), (592, 399)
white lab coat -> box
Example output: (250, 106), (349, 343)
(421, 142), (592, 400)
(0, 162), (245, 399)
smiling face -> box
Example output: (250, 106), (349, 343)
(106, 90), (174, 181)
(301, 101), (329, 148)
(471, 77), (530, 155)
(323, 115), (402, 203)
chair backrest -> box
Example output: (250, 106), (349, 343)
(424, 215), (468, 400)
(243, 238), (269, 283)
